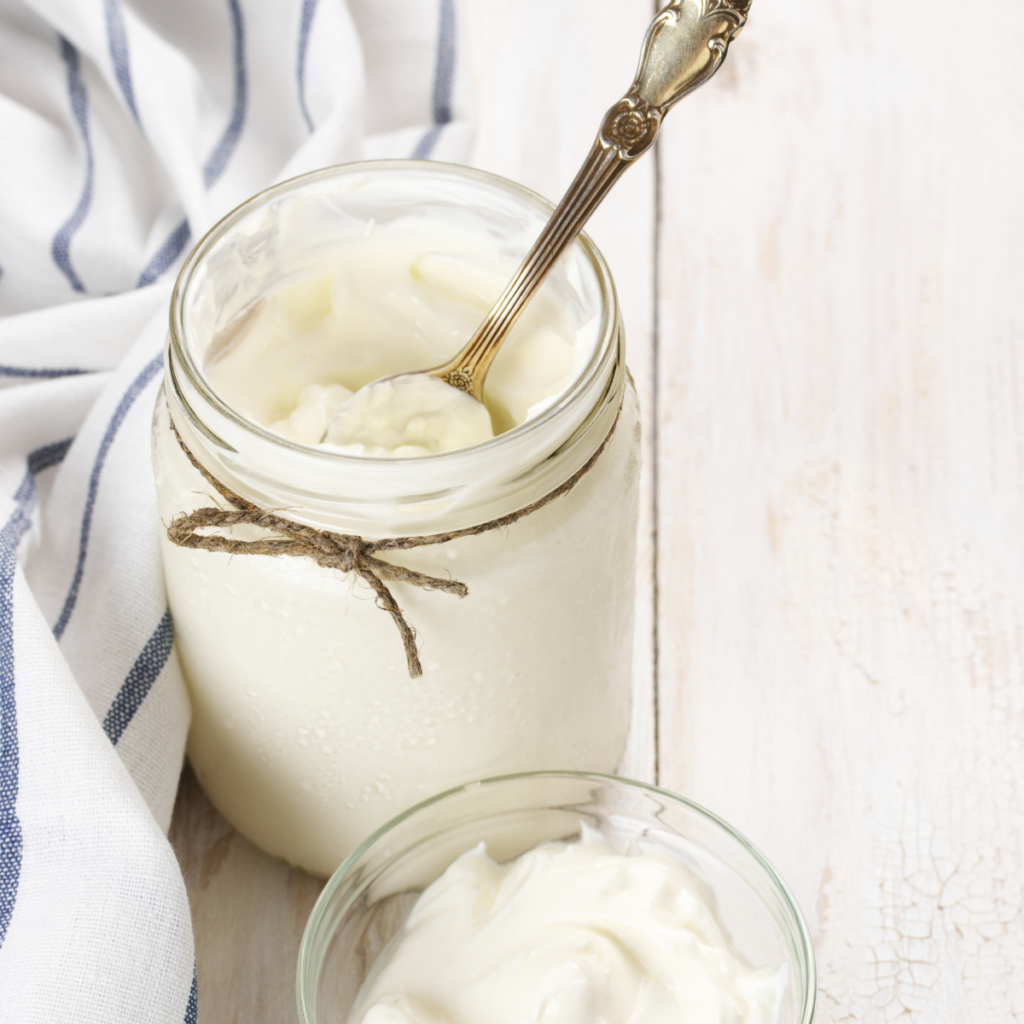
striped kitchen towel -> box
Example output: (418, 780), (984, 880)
(0, 0), (471, 1020)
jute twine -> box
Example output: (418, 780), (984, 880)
(166, 403), (620, 678)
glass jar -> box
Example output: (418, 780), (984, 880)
(154, 161), (640, 877)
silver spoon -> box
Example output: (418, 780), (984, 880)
(328, 0), (752, 448)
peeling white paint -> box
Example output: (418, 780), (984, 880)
(775, 468), (1024, 1022)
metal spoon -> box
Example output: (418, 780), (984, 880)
(328, 0), (752, 447)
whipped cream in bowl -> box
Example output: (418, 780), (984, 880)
(297, 773), (817, 1024)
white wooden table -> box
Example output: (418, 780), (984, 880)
(169, 1), (1024, 1019)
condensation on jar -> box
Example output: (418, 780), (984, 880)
(153, 161), (641, 877)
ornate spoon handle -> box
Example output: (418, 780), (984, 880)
(435, 0), (752, 398)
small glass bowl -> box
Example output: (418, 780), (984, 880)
(296, 771), (817, 1023)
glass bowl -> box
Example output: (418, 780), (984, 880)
(297, 771), (817, 1023)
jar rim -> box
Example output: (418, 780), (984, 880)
(167, 158), (620, 468)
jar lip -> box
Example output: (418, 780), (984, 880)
(168, 158), (620, 466)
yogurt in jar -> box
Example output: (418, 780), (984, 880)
(203, 224), (592, 456)
(156, 163), (640, 876)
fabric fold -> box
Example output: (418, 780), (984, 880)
(0, 0), (472, 1018)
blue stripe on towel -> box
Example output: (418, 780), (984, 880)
(27, 438), (74, 477)
(136, 218), (191, 289)
(296, 0), (319, 131)
(0, 437), (72, 948)
(411, 124), (443, 162)
(52, 354), (163, 641)
(51, 37), (95, 293)
(184, 963), (199, 1023)
(411, 0), (456, 160)
(432, 0), (456, 127)
(0, 490), (31, 950)
(102, 609), (173, 745)
(202, 0), (247, 189)
(0, 365), (90, 380)
(138, 0), (247, 288)
(104, 0), (141, 126)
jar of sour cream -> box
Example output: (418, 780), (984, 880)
(154, 161), (640, 877)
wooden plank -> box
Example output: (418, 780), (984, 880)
(654, 0), (1024, 1018)
(169, 767), (323, 1024)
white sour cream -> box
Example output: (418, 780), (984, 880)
(324, 374), (494, 457)
(203, 230), (591, 456)
(350, 829), (788, 1024)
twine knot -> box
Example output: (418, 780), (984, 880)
(165, 403), (619, 678)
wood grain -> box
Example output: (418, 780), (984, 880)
(170, 766), (324, 1024)
(654, 0), (1024, 1019)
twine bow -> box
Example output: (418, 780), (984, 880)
(166, 405), (619, 677)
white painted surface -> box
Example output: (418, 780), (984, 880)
(170, 0), (1024, 1019)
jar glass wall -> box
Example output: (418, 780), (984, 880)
(155, 161), (640, 876)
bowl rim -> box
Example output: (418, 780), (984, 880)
(296, 769), (818, 1024)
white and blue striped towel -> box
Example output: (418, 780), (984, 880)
(0, 1), (471, 1019)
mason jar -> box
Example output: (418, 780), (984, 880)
(154, 161), (640, 877)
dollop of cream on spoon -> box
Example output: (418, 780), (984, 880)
(323, 374), (494, 457)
